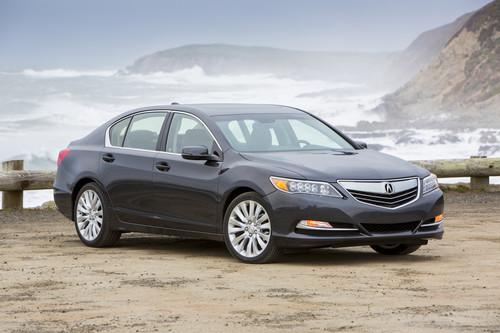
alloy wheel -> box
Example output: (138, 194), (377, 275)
(76, 189), (103, 241)
(227, 200), (271, 258)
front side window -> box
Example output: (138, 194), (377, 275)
(122, 113), (166, 150)
(166, 113), (215, 153)
(109, 117), (131, 147)
(214, 113), (354, 152)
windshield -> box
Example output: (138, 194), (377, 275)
(213, 113), (354, 152)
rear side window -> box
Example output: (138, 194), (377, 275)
(123, 113), (166, 150)
(109, 117), (131, 147)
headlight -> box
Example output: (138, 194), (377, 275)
(422, 174), (439, 195)
(270, 176), (342, 197)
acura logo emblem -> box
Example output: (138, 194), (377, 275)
(384, 183), (394, 194)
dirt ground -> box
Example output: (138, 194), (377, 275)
(1, 192), (499, 333)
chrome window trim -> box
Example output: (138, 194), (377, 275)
(104, 109), (223, 155)
(165, 111), (223, 153)
(337, 177), (421, 210)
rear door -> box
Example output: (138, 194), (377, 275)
(100, 111), (168, 225)
(151, 112), (222, 233)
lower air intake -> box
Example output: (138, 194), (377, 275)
(361, 221), (420, 233)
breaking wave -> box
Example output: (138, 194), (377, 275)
(20, 68), (116, 78)
(0, 67), (498, 207)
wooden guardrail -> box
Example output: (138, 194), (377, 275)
(1, 160), (56, 210)
(1, 157), (499, 210)
(411, 156), (500, 191)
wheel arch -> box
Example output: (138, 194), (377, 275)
(222, 186), (257, 218)
(71, 177), (108, 219)
(220, 184), (271, 231)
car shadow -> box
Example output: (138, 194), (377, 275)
(80, 234), (440, 265)
(278, 248), (439, 266)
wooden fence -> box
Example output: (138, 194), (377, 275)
(1, 157), (499, 210)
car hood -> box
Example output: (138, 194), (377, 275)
(240, 149), (428, 181)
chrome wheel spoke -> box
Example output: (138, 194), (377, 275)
(258, 232), (270, 242)
(233, 233), (246, 245)
(252, 236), (259, 252)
(90, 191), (98, 207)
(233, 206), (247, 223)
(83, 192), (91, 209)
(241, 202), (250, 219)
(260, 221), (271, 230)
(229, 217), (246, 229)
(228, 226), (244, 234)
(256, 234), (266, 249)
(248, 201), (255, 218)
(83, 224), (89, 238)
(254, 205), (262, 219)
(77, 204), (89, 214)
(245, 236), (253, 256)
(257, 213), (269, 224)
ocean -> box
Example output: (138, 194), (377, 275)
(1, 67), (498, 208)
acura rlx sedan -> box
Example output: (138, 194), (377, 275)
(54, 103), (444, 263)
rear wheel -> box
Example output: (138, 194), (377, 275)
(74, 183), (121, 247)
(223, 192), (281, 264)
(370, 243), (421, 255)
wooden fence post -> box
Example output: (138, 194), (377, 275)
(2, 160), (24, 209)
(470, 156), (489, 191)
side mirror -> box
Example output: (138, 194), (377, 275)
(181, 146), (216, 161)
(356, 141), (368, 149)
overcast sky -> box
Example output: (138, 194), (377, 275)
(0, 0), (492, 70)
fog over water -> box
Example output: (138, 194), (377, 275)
(0, 67), (498, 207)
(0, 66), (385, 162)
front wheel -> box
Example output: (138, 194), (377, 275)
(74, 183), (121, 247)
(223, 192), (281, 264)
(370, 243), (421, 255)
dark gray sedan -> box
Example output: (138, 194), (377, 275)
(54, 104), (444, 263)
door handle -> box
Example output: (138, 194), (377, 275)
(102, 153), (115, 163)
(155, 161), (170, 172)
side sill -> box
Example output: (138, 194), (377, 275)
(114, 220), (224, 242)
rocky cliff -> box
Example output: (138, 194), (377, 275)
(377, 0), (500, 128)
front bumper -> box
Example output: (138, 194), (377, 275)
(264, 188), (444, 249)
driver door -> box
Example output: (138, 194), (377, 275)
(151, 113), (222, 233)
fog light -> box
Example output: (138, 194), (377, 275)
(297, 220), (333, 230)
(435, 214), (444, 223)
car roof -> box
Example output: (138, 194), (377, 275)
(181, 103), (304, 116)
(124, 103), (305, 118)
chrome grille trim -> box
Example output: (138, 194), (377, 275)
(348, 187), (417, 201)
(420, 221), (443, 227)
(337, 177), (420, 209)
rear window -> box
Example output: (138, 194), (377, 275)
(122, 113), (166, 150)
(109, 117), (131, 147)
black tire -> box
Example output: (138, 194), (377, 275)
(73, 182), (121, 247)
(223, 192), (281, 264)
(370, 244), (421, 255)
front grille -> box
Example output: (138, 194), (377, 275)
(348, 187), (418, 208)
(338, 178), (419, 209)
(361, 221), (420, 233)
